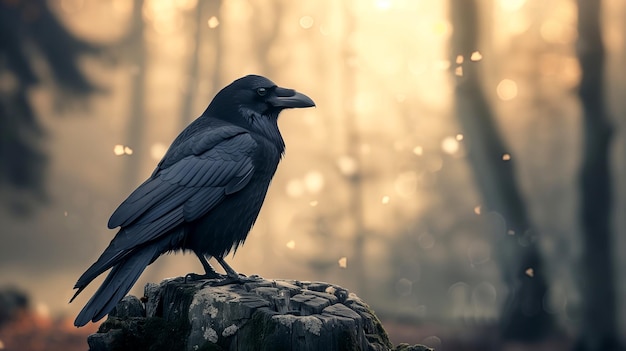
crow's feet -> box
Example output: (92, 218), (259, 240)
(202, 274), (262, 287)
(184, 271), (224, 283)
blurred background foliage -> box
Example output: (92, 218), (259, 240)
(0, 0), (624, 349)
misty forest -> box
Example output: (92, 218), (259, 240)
(0, 0), (625, 350)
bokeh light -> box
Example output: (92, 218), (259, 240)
(496, 79), (518, 101)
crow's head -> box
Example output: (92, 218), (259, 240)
(205, 75), (314, 147)
(207, 75), (314, 121)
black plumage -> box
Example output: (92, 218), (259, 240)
(71, 75), (314, 327)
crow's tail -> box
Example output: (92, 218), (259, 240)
(73, 244), (160, 327)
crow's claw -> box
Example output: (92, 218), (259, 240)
(201, 274), (261, 287)
(184, 271), (224, 283)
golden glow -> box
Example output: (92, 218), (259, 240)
(470, 51), (483, 61)
(360, 143), (371, 155)
(337, 156), (358, 176)
(299, 16), (314, 29)
(560, 57), (581, 88)
(425, 156), (443, 172)
(35, 302), (51, 319)
(434, 59), (451, 71)
(0, 0), (609, 330)
(474, 206), (482, 215)
(510, 14), (531, 35)
(541, 20), (577, 44)
(375, 0), (392, 11)
(502, 153), (511, 161)
(499, 0), (526, 12)
(338, 257), (348, 268)
(412, 146), (424, 156)
(319, 24), (330, 36)
(35, 0), (595, 320)
(286, 179), (305, 198)
(175, 0), (198, 11)
(496, 79), (518, 101)
(144, 0), (184, 35)
(223, 0), (253, 21)
(112, 0), (132, 15)
(441, 137), (460, 155)
(150, 143), (168, 160)
(207, 16), (220, 28)
(432, 20), (452, 37)
(394, 172), (418, 198)
(304, 171), (325, 193)
(408, 60), (425, 76)
(113, 144), (125, 156)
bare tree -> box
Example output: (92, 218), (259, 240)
(340, 1), (369, 297)
(123, 0), (147, 190)
(250, 0), (284, 77)
(179, 0), (224, 128)
(207, 1), (223, 103)
(574, 1), (622, 350)
(0, 0), (101, 213)
(449, 0), (554, 341)
(179, 1), (205, 129)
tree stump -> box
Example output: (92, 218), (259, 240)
(86, 276), (430, 351)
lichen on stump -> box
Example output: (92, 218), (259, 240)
(86, 277), (428, 351)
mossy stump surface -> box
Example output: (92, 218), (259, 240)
(86, 276), (430, 351)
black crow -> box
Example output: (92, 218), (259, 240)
(71, 75), (314, 327)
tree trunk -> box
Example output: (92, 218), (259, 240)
(124, 0), (147, 190)
(84, 277), (430, 351)
(208, 0), (223, 101)
(574, 1), (622, 350)
(448, 0), (553, 341)
(341, 1), (368, 298)
(178, 0), (205, 129)
(251, 0), (284, 77)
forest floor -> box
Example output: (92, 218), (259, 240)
(0, 312), (574, 351)
(382, 319), (574, 351)
(0, 311), (97, 351)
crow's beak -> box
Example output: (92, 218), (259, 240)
(269, 87), (315, 108)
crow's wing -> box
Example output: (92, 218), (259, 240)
(156, 124), (250, 171)
(107, 125), (256, 250)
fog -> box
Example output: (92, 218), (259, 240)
(1, 0), (625, 348)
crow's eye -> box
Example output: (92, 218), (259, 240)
(256, 87), (267, 96)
